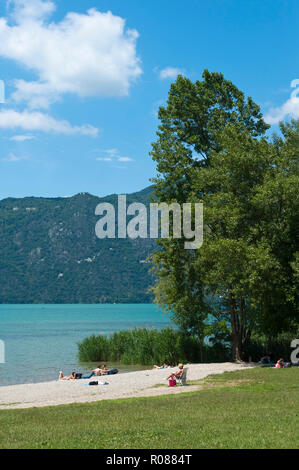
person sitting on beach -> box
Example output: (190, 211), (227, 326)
(81, 364), (108, 379)
(166, 363), (184, 380)
(100, 364), (109, 374)
(97, 365), (118, 375)
(92, 365), (106, 376)
(153, 364), (170, 369)
(58, 371), (77, 380)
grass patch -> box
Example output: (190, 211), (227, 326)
(152, 377), (255, 389)
(0, 367), (298, 449)
(0, 403), (22, 407)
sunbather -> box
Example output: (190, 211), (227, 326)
(153, 364), (170, 369)
(83, 365), (104, 378)
(166, 363), (184, 380)
(100, 364), (109, 374)
(58, 371), (77, 380)
(83, 364), (112, 378)
(273, 358), (284, 368)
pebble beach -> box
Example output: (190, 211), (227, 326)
(0, 362), (255, 410)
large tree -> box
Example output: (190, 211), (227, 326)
(150, 71), (298, 361)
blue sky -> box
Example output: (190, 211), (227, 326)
(0, 0), (298, 200)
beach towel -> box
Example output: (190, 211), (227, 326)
(83, 381), (109, 386)
(105, 368), (118, 375)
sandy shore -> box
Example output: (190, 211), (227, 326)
(0, 362), (255, 410)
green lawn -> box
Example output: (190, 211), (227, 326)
(0, 367), (298, 449)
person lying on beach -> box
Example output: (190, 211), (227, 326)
(58, 371), (77, 380)
(166, 363), (184, 380)
(273, 358), (284, 368)
(153, 364), (170, 369)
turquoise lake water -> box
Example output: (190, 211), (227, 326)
(0, 304), (173, 386)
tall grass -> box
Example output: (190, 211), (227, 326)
(77, 327), (230, 365)
(78, 326), (297, 365)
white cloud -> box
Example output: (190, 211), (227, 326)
(10, 134), (35, 141)
(103, 148), (118, 156)
(117, 156), (132, 162)
(1, 152), (29, 162)
(0, 0), (142, 108)
(8, 0), (56, 22)
(264, 96), (299, 124)
(159, 67), (184, 80)
(95, 148), (133, 163)
(0, 109), (98, 136)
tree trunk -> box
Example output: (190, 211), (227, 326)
(232, 334), (243, 362)
(229, 288), (244, 362)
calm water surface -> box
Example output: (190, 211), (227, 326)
(0, 304), (173, 386)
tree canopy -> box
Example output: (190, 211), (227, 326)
(150, 71), (298, 361)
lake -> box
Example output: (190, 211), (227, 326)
(0, 304), (173, 386)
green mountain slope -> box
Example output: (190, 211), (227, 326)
(0, 187), (156, 303)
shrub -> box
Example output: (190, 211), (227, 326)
(77, 334), (110, 362)
(78, 327), (203, 365)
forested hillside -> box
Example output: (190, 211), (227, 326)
(0, 186), (155, 303)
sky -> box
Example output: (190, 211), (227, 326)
(0, 0), (299, 200)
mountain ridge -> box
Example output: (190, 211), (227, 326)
(0, 186), (156, 303)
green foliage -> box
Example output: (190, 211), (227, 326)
(243, 323), (299, 362)
(77, 334), (111, 363)
(150, 70), (299, 361)
(77, 327), (230, 365)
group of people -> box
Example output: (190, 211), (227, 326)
(58, 364), (118, 380)
(260, 354), (291, 368)
(59, 363), (185, 381)
(59, 354), (293, 383)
